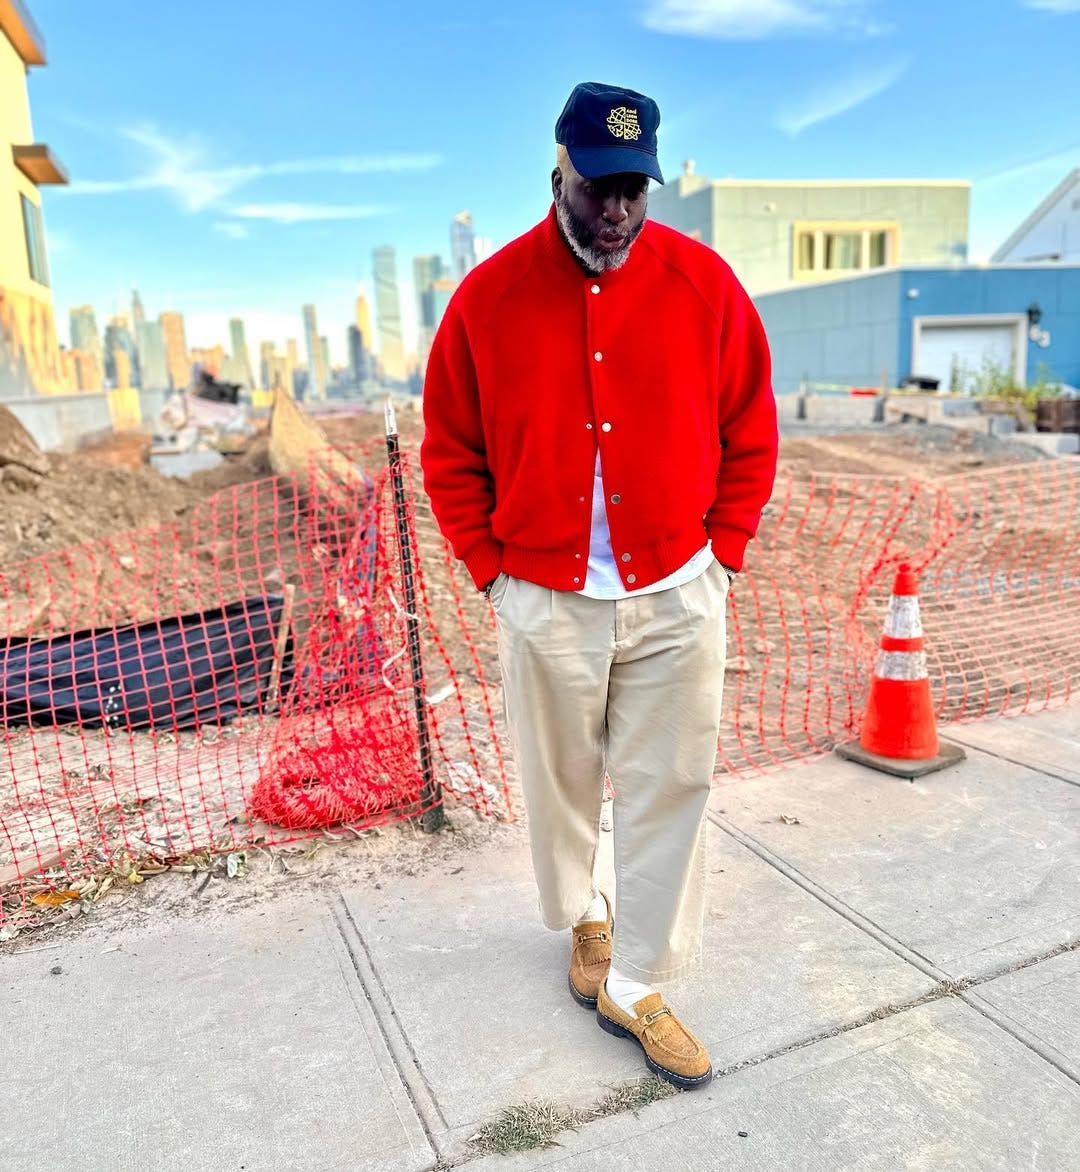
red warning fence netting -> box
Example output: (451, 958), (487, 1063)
(1, 443), (1077, 916)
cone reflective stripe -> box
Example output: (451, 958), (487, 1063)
(858, 563), (939, 761)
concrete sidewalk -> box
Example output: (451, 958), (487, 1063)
(2, 708), (1079, 1170)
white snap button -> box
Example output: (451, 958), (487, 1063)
(621, 553), (631, 563)
(591, 284), (600, 294)
(573, 577), (581, 584)
(575, 553), (582, 559)
(627, 574), (637, 584)
(586, 422), (593, 429)
(610, 494), (621, 504)
(601, 422), (612, 432)
(594, 351), (603, 362)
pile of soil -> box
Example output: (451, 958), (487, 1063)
(781, 423), (1047, 481)
(0, 437), (272, 566)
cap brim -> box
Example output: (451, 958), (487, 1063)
(566, 144), (664, 185)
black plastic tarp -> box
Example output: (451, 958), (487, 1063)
(0, 595), (293, 731)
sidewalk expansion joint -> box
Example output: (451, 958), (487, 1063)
(708, 811), (1080, 1088)
(330, 893), (450, 1156)
(938, 734), (1080, 790)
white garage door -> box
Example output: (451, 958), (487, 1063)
(915, 321), (1019, 392)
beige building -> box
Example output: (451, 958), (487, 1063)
(1, 1), (69, 397)
(159, 310), (190, 390)
(648, 163), (970, 295)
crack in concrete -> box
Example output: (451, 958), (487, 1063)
(708, 810), (1080, 1087)
(939, 733), (1080, 790)
(330, 895), (449, 1162)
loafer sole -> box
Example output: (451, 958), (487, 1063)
(568, 973), (598, 1010)
(596, 1007), (714, 1090)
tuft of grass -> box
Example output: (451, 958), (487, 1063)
(467, 1101), (588, 1155)
(594, 1076), (679, 1117)
(466, 1078), (680, 1156)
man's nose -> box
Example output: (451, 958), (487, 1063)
(603, 195), (629, 224)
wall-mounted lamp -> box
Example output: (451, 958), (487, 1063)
(906, 288), (919, 299)
(1027, 302), (1043, 327)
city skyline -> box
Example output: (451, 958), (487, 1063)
(23, 0), (1080, 368)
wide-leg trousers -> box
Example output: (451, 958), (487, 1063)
(491, 560), (728, 982)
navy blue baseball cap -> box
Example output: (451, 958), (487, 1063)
(555, 82), (664, 185)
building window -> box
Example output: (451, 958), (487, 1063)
(792, 221), (898, 280)
(20, 194), (50, 286)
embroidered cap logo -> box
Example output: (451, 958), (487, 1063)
(606, 106), (642, 141)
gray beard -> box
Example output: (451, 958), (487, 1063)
(554, 192), (645, 274)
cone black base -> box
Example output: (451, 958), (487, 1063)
(836, 738), (966, 779)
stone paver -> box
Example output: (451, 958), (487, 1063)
(341, 823), (934, 1150)
(710, 746), (1080, 978)
(468, 998), (1080, 1171)
(0, 903), (433, 1172)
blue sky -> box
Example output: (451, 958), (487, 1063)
(27, 0), (1080, 364)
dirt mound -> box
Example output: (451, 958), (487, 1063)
(780, 424), (1047, 480)
(0, 405), (48, 476)
(0, 438), (273, 566)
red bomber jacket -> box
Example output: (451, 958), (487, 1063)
(421, 206), (779, 593)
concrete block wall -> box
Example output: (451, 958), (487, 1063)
(5, 392), (114, 451)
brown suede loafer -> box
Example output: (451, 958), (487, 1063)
(596, 982), (713, 1089)
(568, 892), (613, 1010)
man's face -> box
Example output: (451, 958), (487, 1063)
(552, 165), (648, 274)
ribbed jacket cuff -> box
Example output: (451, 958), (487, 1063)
(706, 526), (750, 573)
(462, 538), (504, 592)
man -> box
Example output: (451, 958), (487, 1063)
(421, 81), (778, 1089)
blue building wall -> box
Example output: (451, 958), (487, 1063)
(754, 271), (903, 395)
(895, 266), (1080, 389)
(755, 264), (1080, 395)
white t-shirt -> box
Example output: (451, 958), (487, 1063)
(578, 454), (715, 600)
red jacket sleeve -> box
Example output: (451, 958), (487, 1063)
(420, 301), (503, 590)
(705, 277), (779, 572)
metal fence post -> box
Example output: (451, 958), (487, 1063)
(384, 397), (447, 833)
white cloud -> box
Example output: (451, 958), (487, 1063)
(642, 0), (885, 38)
(63, 125), (442, 214)
(212, 221), (251, 240)
(1022, 1), (1080, 11)
(775, 58), (909, 135)
(229, 203), (386, 224)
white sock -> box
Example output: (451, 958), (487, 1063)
(574, 890), (607, 926)
(605, 964), (658, 1016)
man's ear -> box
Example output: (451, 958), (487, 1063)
(551, 167), (562, 200)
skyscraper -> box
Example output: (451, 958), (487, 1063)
(259, 340), (275, 390)
(373, 246), (406, 381)
(451, 211), (476, 280)
(104, 315), (139, 387)
(302, 304), (327, 399)
(431, 278), (458, 332)
(320, 336), (331, 385)
(159, 311), (190, 391)
(228, 317), (254, 387)
(286, 338), (300, 370)
(131, 288), (146, 332)
(413, 254), (444, 372)
(112, 347), (132, 389)
(355, 289), (373, 345)
(137, 320), (170, 390)
(346, 325), (365, 384)
(69, 305), (104, 389)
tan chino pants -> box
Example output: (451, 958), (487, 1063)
(491, 560), (728, 982)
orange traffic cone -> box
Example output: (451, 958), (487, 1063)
(837, 563), (965, 778)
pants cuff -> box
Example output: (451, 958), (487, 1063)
(610, 950), (702, 984)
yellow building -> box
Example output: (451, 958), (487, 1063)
(1, 1), (69, 397)
(159, 310), (190, 390)
(112, 347), (131, 389)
